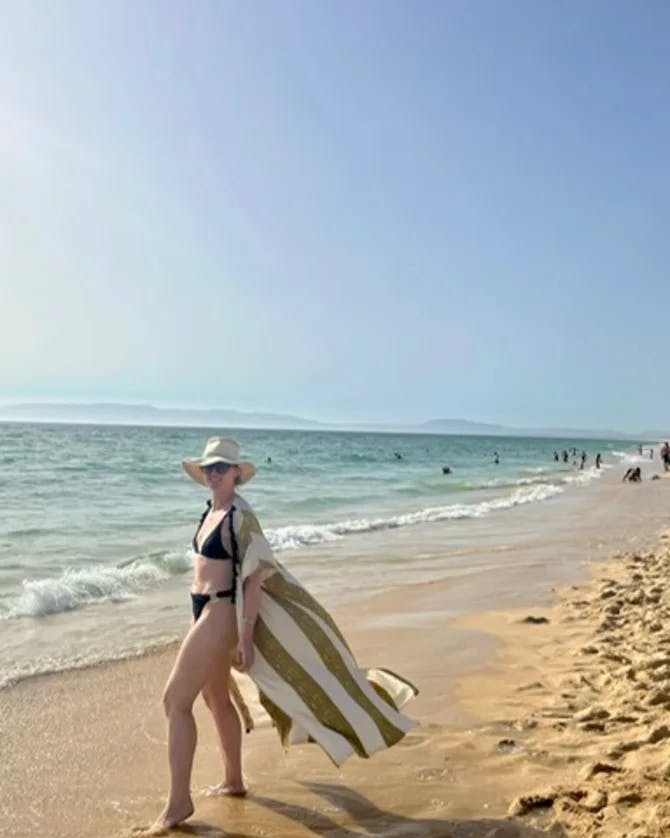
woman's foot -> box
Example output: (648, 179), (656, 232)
(202, 781), (248, 798)
(146, 797), (194, 834)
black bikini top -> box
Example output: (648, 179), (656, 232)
(192, 501), (237, 561)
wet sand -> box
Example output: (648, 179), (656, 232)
(0, 589), (544, 838)
(2, 466), (670, 837)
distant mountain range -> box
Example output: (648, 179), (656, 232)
(0, 401), (661, 440)
(0, 402), (323, 430)
(419, 418), (638, 439)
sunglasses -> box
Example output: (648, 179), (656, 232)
(201, 462), (233, 475)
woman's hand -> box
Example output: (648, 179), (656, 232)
(235, 636), (255, 672)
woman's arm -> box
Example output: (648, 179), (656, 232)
(237, 568), (262, 672)
(242, 568), (262, 632)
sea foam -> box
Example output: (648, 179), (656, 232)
(2, 481), (566, 620)
(266, 483), (564, 551)
(4, 551), (189, 619)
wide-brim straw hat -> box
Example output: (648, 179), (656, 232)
(182, 436), (257, 487)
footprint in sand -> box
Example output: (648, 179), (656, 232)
(607, 739), (644, 759)
(574, 706), (610, 723)
(497, 738), (525, 754)
(647, 724), (670, 743)
(517, 681), (545, 692)
(416, 766), (450, 781)
(579, 761), (623, 780)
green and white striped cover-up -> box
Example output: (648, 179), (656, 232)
(229, 494), (418, 767)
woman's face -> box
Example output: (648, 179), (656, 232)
(201, 462), (239, 493)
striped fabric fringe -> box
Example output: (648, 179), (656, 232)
(228, 495), (419, 767)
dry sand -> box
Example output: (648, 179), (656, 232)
(455, 534), (670, 837)
(3, 511), (670, 835)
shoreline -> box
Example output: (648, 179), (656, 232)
(3, 471), (670, 836)
(0, 454), (638, 692)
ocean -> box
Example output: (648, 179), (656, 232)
(0, 422), (638, 689)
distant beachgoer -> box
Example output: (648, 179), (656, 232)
(662, 442), (670, 472)
(493, 451), (499, 465)
(442, 466), (452, 474)
(266, 456), (272, 464)
(553, 451), (559, 462)
(580, 452), (587, 470)
(650, 448), (654, 459)
(572, 447), (577, 457)
(394, 452), (403, 460)
(595, 453), (602, 469)
(639, 444), (643, 455)
(623, 466), (642, 483)
(562, 450), (569, 464)
(149, 436), (417, 832)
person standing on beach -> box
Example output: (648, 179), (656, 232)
(595, 453), (602, 469)
(149, 436), (417, 833)
(661, 442), (670, 471)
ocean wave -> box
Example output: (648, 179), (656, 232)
(467, 465), (605, 492)
(2, 550), (190, 620)
(266, 483), (564, 551)
(0, 478), (575, 619)
(5, 527), (56, 539)
(0, 641), (176, 691)
(561, 465), (608, 485)
(612, 450), (648, 465)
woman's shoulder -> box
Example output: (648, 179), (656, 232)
(233, 494), (261, 524)
(233, 493), (252, 512)
(232, 495), (269, 543)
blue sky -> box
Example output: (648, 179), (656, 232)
(2, 1), (669, 430)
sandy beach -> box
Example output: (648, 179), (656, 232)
(455, 534), (670, 837)
(4, 1), (670, 834)
(3, 467), (670, 837)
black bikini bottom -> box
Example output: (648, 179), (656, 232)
(191, 589), (235, 622)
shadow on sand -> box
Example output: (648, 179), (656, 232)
(248, 781), (560, 837)
(131, 782), (562, 837)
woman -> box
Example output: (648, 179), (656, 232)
(151, 436), (417, 832)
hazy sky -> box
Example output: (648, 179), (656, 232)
(2, 1), (669, 429)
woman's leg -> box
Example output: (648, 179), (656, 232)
(151, 603), (235, 831)
(201, 658), (246, 795)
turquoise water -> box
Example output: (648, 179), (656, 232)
(0, 422), (632, 686)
